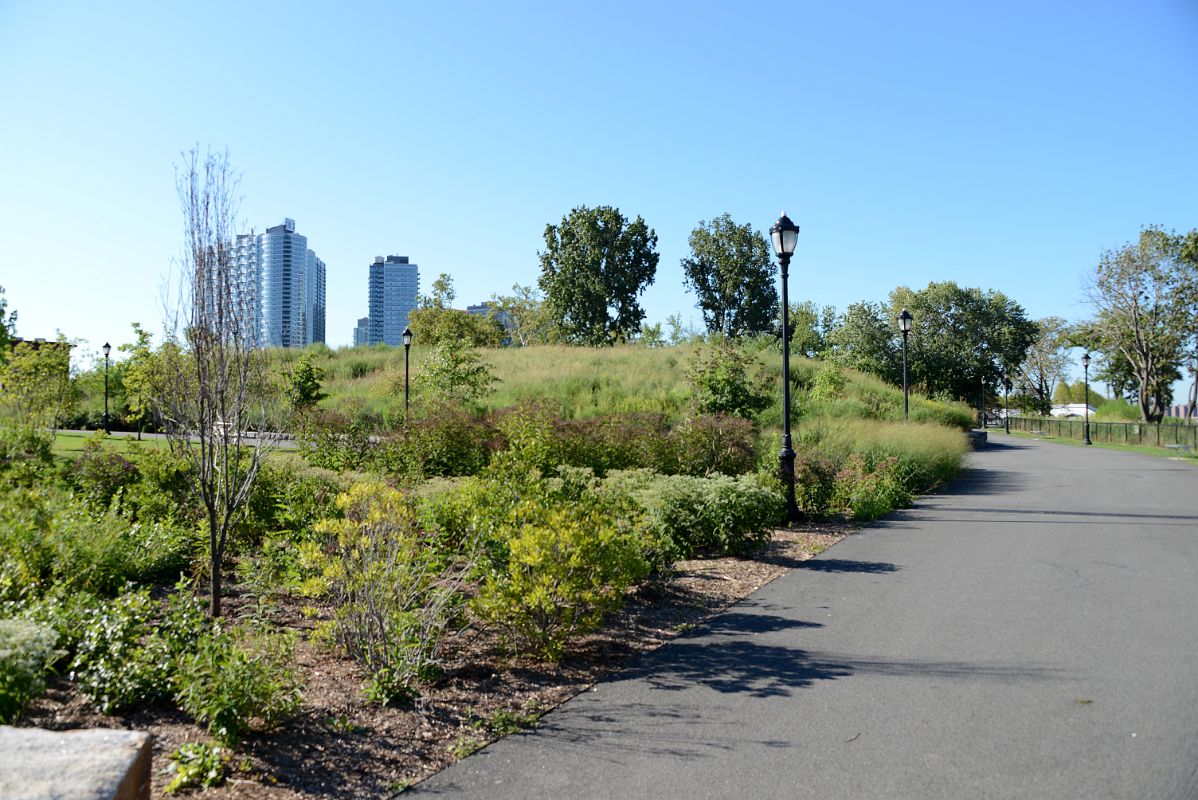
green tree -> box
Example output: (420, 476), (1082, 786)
(0, 336), (74, 431)
(118, 323), (157, 438)
(423, 273), (456, 309)
(890, 282), (1037, 405)
(788, 301), (837, 359)
(1081, 226), (1189, 422)
(418, 339), (498, 406)
(681, 214), (777, 337)
(487, 284), (553, 347)
(826, 301), (900, 383)
(538, 205), (659, 345)
(406, 306), (504, 348)
(285, 352), (328, 411)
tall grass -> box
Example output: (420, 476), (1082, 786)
(794, 417), (969, 493)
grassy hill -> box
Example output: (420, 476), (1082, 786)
(297, 341), (975, 433)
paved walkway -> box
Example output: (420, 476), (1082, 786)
(413, 438), (1198, 799)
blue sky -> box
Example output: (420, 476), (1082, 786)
(1, 0), (1196, 387)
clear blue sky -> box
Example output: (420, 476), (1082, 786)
(2, 0), (1195, 385)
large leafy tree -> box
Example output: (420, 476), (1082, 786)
(891, 282), (1037, 405)
(681, 214), (777, 337)
(828, 282), (1036, 405)
(538, 205), (659, 346)
(826, 301), (900, 383)
(1081, 226), (1190, 422)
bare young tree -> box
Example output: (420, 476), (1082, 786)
(159, 148), (278, 617)
(1016, 316), (1070, 415)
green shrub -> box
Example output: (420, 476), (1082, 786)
(0, 422), (53, 486)
(122, 447), (197, 524)
(0, 486), (192, 600)
(792, 452), (840, 516)
(239, 460), (344, 548)
(0, 619), (61, 723)
(69, 434), (140, 510)
(667, 415), (758, 476)
(70, 588), (170, 713)
(686, 343), (771, 419)
(0, 486), (55, 600)
(50, 505), (193, 596)
(1, 586), (104, 656)
(419, 452), (547, 573)
(299, 410), (381, 472)
(418, 340), (499, 406)
(473, 504), (649, 660)
(394, 403), (492, 478)
(174, 623), (302, 745)
(604, 470), (781, 558)
(811, 364), (848, 400)
(165, 741), (226, 793)
(314, 482), (473, 704)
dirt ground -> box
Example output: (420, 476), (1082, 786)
(23, 524), (851, 798)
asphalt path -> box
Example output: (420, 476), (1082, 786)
(413, 437), (1198, 799)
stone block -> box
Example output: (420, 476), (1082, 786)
(0, 726), (152, 800)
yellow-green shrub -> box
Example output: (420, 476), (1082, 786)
(313, 482), (472, 703)
(472, 504), (648, 661)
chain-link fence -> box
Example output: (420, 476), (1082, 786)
(1007, 415), (1198, 450)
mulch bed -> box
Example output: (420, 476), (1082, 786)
(21, 523), (851, 798)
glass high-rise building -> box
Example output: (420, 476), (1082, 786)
(367, 255), (419, 346)
(232, 219), (327, 348)
(352, 317), (370, 347)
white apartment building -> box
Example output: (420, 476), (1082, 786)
(232, 219), (327, 348)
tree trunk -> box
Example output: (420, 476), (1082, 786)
(208, 507), (221, 617)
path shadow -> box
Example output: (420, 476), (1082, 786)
(795, 558), (898, 574)
(930, 465), (1026, 496)
(697, 611), (823, 636)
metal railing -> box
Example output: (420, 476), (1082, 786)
(1007, 415), (1198, 450)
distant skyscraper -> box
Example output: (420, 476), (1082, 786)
(232, 219), (326, 348)
(367, 255), (419, 346)
(353, 317), (370, 347)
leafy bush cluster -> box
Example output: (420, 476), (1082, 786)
(300, 402), (760, 480)
(0, 619), (61, 723)
(0, 485), (192, 600)
(174, 621), (303, 745)
(602, 469), (781, 558)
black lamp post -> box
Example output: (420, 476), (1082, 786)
(402, 327), (413, 421)
(979, 375), (985, 429)
(1004, 377), (1012, 434)
(770, 212), (801, 525)
(898, 309), (912, 420)
(1082, 352), (1092, 446)
(102, 342), (111, 434)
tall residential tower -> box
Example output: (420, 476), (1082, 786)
(367, 255), (419, 346)
(232, 218), (327, 348)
